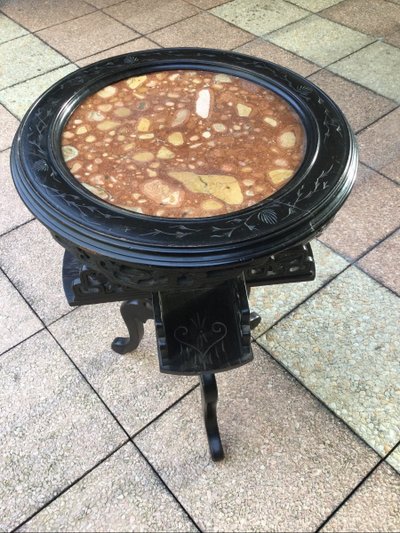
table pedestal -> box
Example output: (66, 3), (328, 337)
(62, 243), (315, 460)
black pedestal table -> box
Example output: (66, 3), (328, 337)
(11, 48), (357, 461)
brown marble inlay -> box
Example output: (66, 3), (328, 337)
(62, 70), (306, 218)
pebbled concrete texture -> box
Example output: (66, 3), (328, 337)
(259, 267), (400, 468)
(0, 331), (126, 531)
(328, 42), (400, 102)
(0, 13), (27, 44)
(319, 164), (400, 260)
(49, 302), (196, 435)
(20, 443), (197, 532)
(322, 462), (400, 532)
(357, 108), (400, 184)
(148, 12), (253, 49)
(36, 11), (139, 61)
(266, 15), (373, 66)
(358, 230), (400, 296)
(249, 240), (348, 337)
(0, 150), (33, 235)
(0, 64), (77, 120)
(135, 344), (379, 532)
(0, 270), (42, 355)
(0, 106), (20, 152)
(308, 69), (397, 132)
(104, 0), (200, 34)
(212, 0), (308, 36)
(0, 220), (72, 325)
(0, 34), (68, 90)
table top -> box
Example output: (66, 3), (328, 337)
(62, 69), (305, 219)
(11, 48), (357, 270)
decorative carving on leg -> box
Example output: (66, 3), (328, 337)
(112, 298), (154, 354)
(62, 250), (149, 306)
(154, 276), (253, 375)
(200, 373), (224, 461)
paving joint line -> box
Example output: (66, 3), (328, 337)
(0, 226), (241, 467)
(316, 440), (400, 531)
(45, 309), (200, 444)
(50, 330), (202, 531)
(318, 219), (400, 270)
(1, 4), (397, 529)
(0, 261), (133, 440)
(314, 238), (351, 263)
(263, 33), (379, 78)
(0, 146), (15, 154)
(257, 11), (315, 39)
(102, 4), (257, 55)
(0, 3), (98, 35)
(0, 61), (76, 96)
(0, 325), (46, 359)
(255, 338), (392, 463)
(263, 7), (366, 40)
(0, 32), (31, 47)
(359, 162), (400, 187)
(75, 36), (153, 63)
(11, 438), (130, 532)
(44, 327), (133, 436)
(1, 6), (398, 110)
(353, 262), (400, 298)
(131, 382), (200, 439)
(3, 272), (205, 532)
(0, 219), (34, 239)
(352, 224), (400, 264)
(355, 104), (400, 136)
(1, 260), (204, 529)
(258, 31), (390, 100)
(264, 7), (378, 53)
(131, 440), (203, 532)
(284, 0), (347, 15)
(254, 226), (400, 340)
(103, 8), (200, 42)
(0, 11), (75, 67)
(253, 260), (352, 340)
(86, 0), (125, 8)
(46, 305), (79, 326)
(0, 100), (23, 122)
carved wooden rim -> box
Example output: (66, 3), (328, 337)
(11, 48), (357, 268)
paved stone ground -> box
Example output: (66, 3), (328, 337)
(0, 0), (399, 531)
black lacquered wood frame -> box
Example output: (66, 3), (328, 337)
(11, 48), (357, 278)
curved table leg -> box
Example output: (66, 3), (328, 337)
(246, 286), (261, 331)
(112, 298), (153, 354)
(200, 373), (224, 461)
(250, 311), (261, 330)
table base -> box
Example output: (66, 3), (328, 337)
(62, 244), (315, 460)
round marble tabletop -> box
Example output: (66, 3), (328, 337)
(62, 69), (306, 219)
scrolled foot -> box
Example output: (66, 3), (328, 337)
(250, 311), (262, 330)
(112, 298), (153, 355)
(112, 320), (144, 354)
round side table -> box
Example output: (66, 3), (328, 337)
(11, 48), (357, 461)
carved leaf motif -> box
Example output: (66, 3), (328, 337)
(296, 84), (313, 98)
(123, 55), (140, 64)
(174, 316), (227, 358)
(258, 208), (278, 224)
(32, 159), (48, 173)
